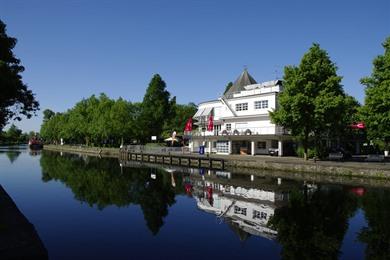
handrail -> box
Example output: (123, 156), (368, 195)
(191, 126), (288, 136)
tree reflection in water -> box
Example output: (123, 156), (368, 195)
(268, 185), (358, 259)
(40, 151), (183, 235)
(358, 189), (390, 259)
(5, 151), (21, 163)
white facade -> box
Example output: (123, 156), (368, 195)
(190, 70), (290, 156)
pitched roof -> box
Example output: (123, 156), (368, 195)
(224, 69), (257, 97)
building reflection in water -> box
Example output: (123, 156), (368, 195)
(177, 167), (297, 241)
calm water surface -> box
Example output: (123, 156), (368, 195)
(0, 146), (389, 259)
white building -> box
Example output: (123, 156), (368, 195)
(189, 69), (291, 156)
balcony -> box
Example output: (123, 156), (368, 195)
(191, 126), (288, 137)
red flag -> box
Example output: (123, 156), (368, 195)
(207, 115), (214, 131)
(184, 118), (193, 132)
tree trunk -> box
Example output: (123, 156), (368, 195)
(304, 146), (308, 161)
(303, 132), (309, 160)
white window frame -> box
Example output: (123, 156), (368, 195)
(235, 103), (248, 111)
(254, 100), (269, 109)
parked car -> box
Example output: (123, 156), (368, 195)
(268, 148), (279, 156)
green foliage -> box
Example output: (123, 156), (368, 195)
(0, 19), (39, 130)
(224, 81), (233, 94)
(140, 74), (175, 142)
(162, 102), (197, 138)
(43, 109), (55, 122)
(0, 124), (33, 144)
(40, 74), (186, 146)
(270, 43), (359, 159)
(360, 36), (390, 150)
(4, 124), (22, 142)
(40, 95), (139, 146)
(296, 146), (317, 159)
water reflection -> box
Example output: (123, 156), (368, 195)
(269, 185), (358, 259)
(358, 189), (390, 259)
(5, 150), (21, 163)
(188, 172), (289, 241)
(38, 151), (390, 258)
(0, 145), (25, 163)
(40, 151), (180, 235)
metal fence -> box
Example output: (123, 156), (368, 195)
(192, 126), (289, 137)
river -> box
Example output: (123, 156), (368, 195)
(0, 145), (388, 259)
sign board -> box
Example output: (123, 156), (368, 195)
(151, 136), (157, 141)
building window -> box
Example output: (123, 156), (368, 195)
(216, 141), (229, 153)
(234, 206), (247, 216)
(254, 100), (269, 109)
(235, 103), (248, 111)
(257, 141), (266, 149)
(253, 210), (267, 220)
(226, 124), (231, 131)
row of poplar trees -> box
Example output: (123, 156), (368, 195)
(40, 75), (196, 146)
(271, 37), (390, 159)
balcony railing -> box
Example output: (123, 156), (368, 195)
(192, 126), (288, 137)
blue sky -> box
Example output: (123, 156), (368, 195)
(1, 0), (389, 132)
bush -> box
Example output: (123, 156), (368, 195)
(296, 146), (317, 159)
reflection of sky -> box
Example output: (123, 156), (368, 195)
(340, 209), (366, 260)
(0, 149), (372, 259)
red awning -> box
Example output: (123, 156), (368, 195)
(350, 122), (365, 129)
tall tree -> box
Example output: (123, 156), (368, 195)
(0, 19), (39, 130)
(140, 74), (175, 142)
(223, 81), (233, 94)
(4, 124), (22, 142)
(163, 102), (197, 138)
(270, 43), (354, 159)
(43, 109), (55, 122)
(360, 36), (390, 151)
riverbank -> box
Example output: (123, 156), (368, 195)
(0, 185), (48, 259)
(44, 144), (119, 157)
(44, 145), (390, 179)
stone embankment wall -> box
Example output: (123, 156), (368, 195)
(44, 145), (390, 179)
(225, 158), (390, 179)
(44, 144), (119, 157)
